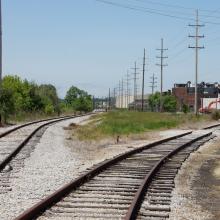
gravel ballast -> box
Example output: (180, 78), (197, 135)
(0, 114), (190, 220)
(170, 130), (220, 220)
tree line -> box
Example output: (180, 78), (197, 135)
(148, 92), (179, 113)
(0, 75), (93, 123)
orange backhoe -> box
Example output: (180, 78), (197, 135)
(199, 99), (220, 113)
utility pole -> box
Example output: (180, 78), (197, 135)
(108, 88), (111, 110)
(141, 49), (146, 112)
(93, 96), (95, 110)
(118, 80), (121, 108)
(150, 73), (157, 95)
(0, 0), (2, 123)
(189, 9), (204, 115)
(113, 87), (116, 109)
(121, 78), (124, 109)
(131, 62), (139, 111)
(156, 38), (168, 112)
(126, 70), (131, 109)
(0, 0), (2, 84)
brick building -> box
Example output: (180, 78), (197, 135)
(172, 82), (220, 111)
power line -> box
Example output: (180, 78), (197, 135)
(132, 0), (219, 13)
(95, 0), (220, 25)
(133, 0), (220, 19)
(169, 37), (188, 50)
(95, 0), (195, 21)
(169, 47), (188, 63)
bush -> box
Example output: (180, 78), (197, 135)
(211, 110), (220, 120)
(182, 104), (189, 114)
(0, 88), (15, 123)
(163, 95), (177, 112)
(65, 86), (93, 112)
(44, 103), (54, 115)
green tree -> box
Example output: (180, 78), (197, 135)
(37, 84), (59, 114)
(2, 75), (25, 111)
(65, 86), (92, 112)
(182, 104), (189, 114)
(0, 88), (15, 123)
(65, 86), (80, 106)
(149, 92), (160, 112)
(163, 95), (177, 112)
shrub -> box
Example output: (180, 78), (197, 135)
(182, 104), (189, 114)
(0, 88), (15, 123)
(44, 103), (54, 115)
(211, 110), (220, 120)
(163, 95), (177, 112)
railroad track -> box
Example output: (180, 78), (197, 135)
(0, 113), (91, 195)
(14, 126), (218, 220)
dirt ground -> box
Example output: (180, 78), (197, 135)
(170, 130), (220, 220)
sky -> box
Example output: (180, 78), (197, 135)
(3, 0), (220, 98)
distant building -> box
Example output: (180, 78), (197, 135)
(115, 95), (134, 109)
(128, 95), (150, 111)
(172, 82), (220, 111)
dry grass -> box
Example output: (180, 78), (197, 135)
(70, 111), (212, 141)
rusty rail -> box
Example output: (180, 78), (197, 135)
(203, 122), (220, 130)
(14, 131), (192, 220)
(0, 113), (93, 171)
(124, 131), (212, 220)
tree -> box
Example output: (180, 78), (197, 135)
(149, 92), (160, 112)
(65, 86), (92, 112)
(2, 75), (25, 111)
(182, 104), (189, 114)
(163, 95), (177, 112)
(65, 86), (81, 106)
(1, 75), (61, 115)
(149, 93), (177, 113)
(37, 84), (59, 114)
(0, 88), (15, 123)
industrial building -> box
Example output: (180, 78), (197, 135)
(172, 82), (220, 112)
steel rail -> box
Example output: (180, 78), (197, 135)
(0, 114), (77, 139)
(203, 122), (220, 129)
(14, 131), (192, 220)
(124, 131), (212, 220)
(0, 113), (93, 171)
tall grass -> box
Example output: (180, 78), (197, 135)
(73, 111), (210, 140)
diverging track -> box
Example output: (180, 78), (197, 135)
(15, 130), (215, 220)
(0, 114), (91, 195)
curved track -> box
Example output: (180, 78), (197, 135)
(13, 127), (216, 220)
(0, 113), (92, 195)
(0, 114), (91, 172)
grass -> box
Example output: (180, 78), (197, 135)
(72, 111), (211, 141)
(7, 110), (77, 125)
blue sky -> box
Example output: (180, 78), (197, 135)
(3, 0), (220, 98)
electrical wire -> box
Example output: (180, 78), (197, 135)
(132, 0), (218, 13)
(169, 37), (188, 50)
(131, 0), (220, 19)
(95, 0), (220, 25)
